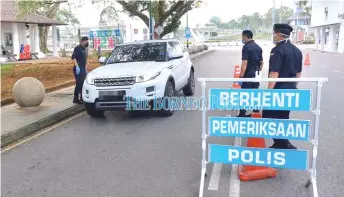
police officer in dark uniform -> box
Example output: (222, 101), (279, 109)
(263, 24), (303, 149)
(72, 36), (89, 104)
(238, 30), (263, 117)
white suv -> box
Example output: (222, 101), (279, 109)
(82, 39), (195, 117)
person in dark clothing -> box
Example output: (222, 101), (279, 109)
(72, 36), (89, 104)
(238, 30), (263, 117)
(263, 23), (303, 149)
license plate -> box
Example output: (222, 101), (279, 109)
(99, 90), (125, 96)
(99, 91), (126, 101)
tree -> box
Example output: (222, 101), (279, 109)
(295, 0), (312, 16)
(278, 6), (294, 23)
(17, 0), (79, 52)
(209, 16), (221, 27)
(228, 19), (239, 29)
(99, 6), (120, 27)
(112, 0), (202, 39)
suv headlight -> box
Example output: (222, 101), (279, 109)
(136, 71), (161, 83)
(86, 75), (94, 85)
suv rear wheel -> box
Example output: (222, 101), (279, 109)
(85, 102), (105, 117)
(183, 69), (195, 96)
(159, 80), (175, 117)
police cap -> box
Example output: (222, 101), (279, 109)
(81, 36), (89, 41)
(273, 23), (293, 36)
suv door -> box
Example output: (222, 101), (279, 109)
(174, 41), (190, 86)
(167, 41), (184, 89)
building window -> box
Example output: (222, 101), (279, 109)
(134, 29), (138, 34)
(4, 33), (13, 47)
(143, 28), (148, 34)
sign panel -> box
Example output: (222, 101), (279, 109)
(208, 144), (308, 170)
(208, 89), (312, 111)
(209, 117), (310, 141)
(185, 27), (191, 39)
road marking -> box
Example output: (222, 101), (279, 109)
(1, 112), (86, 154)
(321, 65), (326, 68)
(208, 163), (223, 190)
(334, 70), (340, 73)
(229, 137), (241, 197)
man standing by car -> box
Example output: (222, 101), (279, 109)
(72, 36), (89, 104)
(238, 30), (263, 117)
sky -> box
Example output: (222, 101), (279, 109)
(72, 0), (297, 28)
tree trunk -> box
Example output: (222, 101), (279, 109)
(39, 25), (50, 53)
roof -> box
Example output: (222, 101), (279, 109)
(0, 1), (66, 25)
(287, 13), (311, 21)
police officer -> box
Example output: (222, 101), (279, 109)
(72, 36), (89, 104)
(263, 24), (303, 149)
(238, 30), (263, 117)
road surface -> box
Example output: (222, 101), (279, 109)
(2, 46), (344, 197)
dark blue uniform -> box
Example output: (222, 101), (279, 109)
(71, 45), (88, 100)
(263, 39), (303, 147)
(239, 40), (263, 116)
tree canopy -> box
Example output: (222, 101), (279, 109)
(17, 0), (80, 52)
(112, 0), (202, 38)
(209, 6), (294, 33)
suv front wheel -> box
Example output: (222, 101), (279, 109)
(159, 80), (175, 117)
(183, 69), (195, 96)
(84, 102), (105, 117)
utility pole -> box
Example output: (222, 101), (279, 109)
(186, 0), (189, 49)
(149, 0), (153, 40)
(272, 0), (276, 42)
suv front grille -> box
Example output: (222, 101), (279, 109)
(94, 77), (136, 87)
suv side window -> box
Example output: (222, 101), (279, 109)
(173, 41), (184, 53)
(167, 41), (178, 54)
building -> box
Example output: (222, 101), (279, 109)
(1, 1), (66, 60)
(286, 12), (313, 42)
(311, 1), (344, 53)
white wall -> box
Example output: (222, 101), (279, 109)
(124, 18), (149, 42)
(311, 1), (343, 27)
(1, 22), (27, 54)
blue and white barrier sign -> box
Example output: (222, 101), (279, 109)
(209, 117), (310, 141)
(208, 144), (309, 170)
(209, 89), (312, 111)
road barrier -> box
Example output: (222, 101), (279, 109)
(197, 76), (328, 197)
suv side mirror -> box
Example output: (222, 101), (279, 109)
(168, 51), (183, 61)
(98, 56), (107, 64)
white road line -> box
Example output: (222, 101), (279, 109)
(1, 112), (86, 154)
(229, 137), (241, 197)
(334, 70), (340, 73)
(208, 163), (223, 191)
(320, 65), (326, 68)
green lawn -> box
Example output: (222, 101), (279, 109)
(1, 64), (14, 76)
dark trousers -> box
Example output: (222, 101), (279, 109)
(263, 110), (291, 146)
(73, 66), (86, 99)
(238, 82), (260, 116)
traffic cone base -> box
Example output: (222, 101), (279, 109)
(239, 165), (277, 181)
(238, 112), (277, 181)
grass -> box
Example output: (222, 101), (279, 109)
(1, 64), (14, 76)
(205, 33), (271, 42)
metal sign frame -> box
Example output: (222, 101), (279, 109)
(197, 77), (328, 197)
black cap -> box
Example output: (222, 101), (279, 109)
(81, 36), (89, 41)
(242, 30), (253, 39)
(273, 23), (293, 36)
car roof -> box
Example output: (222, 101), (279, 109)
(117, 39), (179, 46)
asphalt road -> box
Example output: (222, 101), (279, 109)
(2, 46), (344, 197)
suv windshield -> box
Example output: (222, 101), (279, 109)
(106, 42), (166, 64)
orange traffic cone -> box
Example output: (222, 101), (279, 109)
(239, 112), (277, 181)
(232, 65), (241, 89)
(304, 53), (310, 66)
